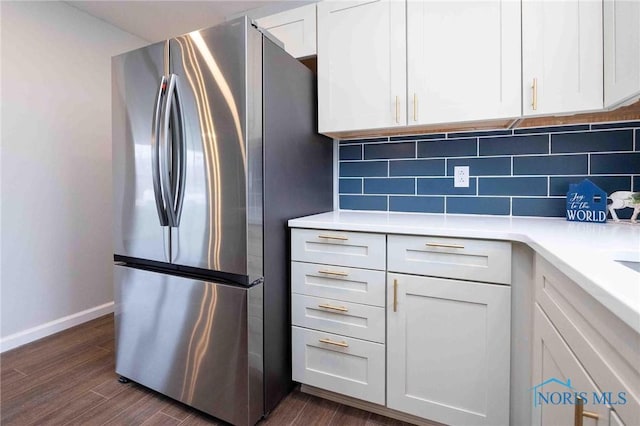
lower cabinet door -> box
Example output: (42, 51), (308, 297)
(292, 326), (385, 405)
(532, 305), (610, 426)
(386, 273), (511, 426)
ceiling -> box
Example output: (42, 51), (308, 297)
(67, 1), (314, 42)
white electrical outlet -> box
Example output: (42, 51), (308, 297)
(454, 166), (469, 188)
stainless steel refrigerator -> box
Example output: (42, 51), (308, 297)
(112, 17), (332, 426)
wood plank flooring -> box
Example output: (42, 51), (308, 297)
(1, 315), (411, 426)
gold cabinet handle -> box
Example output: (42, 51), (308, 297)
(393, 279), (398, 312)
(318, 270), (349, 277)
(425, 242), (465, 249)
(413, 93), (418, 122)
(395, 96), (400, 124)
(532, 77), (538, 111)
(575, 397), (599, 426)
(317, 234), (348, 241)
(318, 338), (348, 348)
(318, 303), (348, 312)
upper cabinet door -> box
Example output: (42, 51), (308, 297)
(255, 4), (317, 59)
(522, 0), (603, 116)
(317, 0), (406, 133)
(604, 0), (640, 107)
(407, 1), (521, 125)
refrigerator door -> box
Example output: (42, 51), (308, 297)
(113, 42), (171, 262)
(114, 265), (264, 426)
(168, 19), (253, 278)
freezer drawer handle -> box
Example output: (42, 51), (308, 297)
(318, 303), (349, 312)
(318, 269), (349, 277)
(318, 338), (349, 348)
(317, 234), (349, 241)
(425, 242), (465, 249)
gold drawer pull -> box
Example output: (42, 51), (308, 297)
(425, 242), (464, 249)
(575, 397), (599, 426)
(393, 279), (398, 312)
(318, 338), (349, 348)
(318, 303), (348, 312)
(318, 234), (348, 241)
(318, 269), (349, 277)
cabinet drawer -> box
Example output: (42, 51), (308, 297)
(535, 255), (640, 425)
(388, 235), (511, 284)
(291, 229), (386, 270)
(291, 261), (385, 306)
(292, 326), (385, 405)
(292, 294), (385, 343)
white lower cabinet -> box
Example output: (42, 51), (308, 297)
(290, 228), (513, 425)
(386, 273), (511, 426)
(533, 255), (638, 426)
(532, 305), (609, 426)
(291, 326), (385, 405)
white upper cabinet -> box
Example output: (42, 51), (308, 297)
(522, 0), (603, 116)
(317, 0), (406, 133)
(407, 1), (521, 125)
(604, 0), (640, 107)
(255, 4), (317, 59)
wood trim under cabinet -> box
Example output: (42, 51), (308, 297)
(324, 99), (640, 139)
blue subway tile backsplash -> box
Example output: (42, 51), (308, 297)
(339, 179), (362, 194)
(512, 198), (566, 217)
(548, 176), (631, 196)
(364, 178), (414, 194)
(390, 133), (446, 141)
(447, 197), (511, 215)
(591, 152), (640, 174)
(513, 154), (588, 175)
(479, 177), (548, 196)
(447, 157), (511, 176)
(340, 195), (387, 211)
(479, 134), (548, 156)
(551, 130), (633, 154)
(418, 138), (477, 158)
(417, 177), (477, 195)
(513, 124), (590, 134)
(389, 196), (444, 213)
(365, 142), (415, 160)
(340, 161), (388, 177)
(338, 120), (640, 218)
(389, 159), (445, 176)
(339, 145), (362, 160)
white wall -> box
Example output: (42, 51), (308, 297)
(0, 1), (147, 349)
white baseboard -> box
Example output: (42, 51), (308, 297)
(0, 302), (114, 353)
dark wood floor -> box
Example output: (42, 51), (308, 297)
(1, 314), (410, 426)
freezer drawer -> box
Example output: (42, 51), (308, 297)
(114, 265), (263, 426)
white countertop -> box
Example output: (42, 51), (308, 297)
(289, 211), (640, 333)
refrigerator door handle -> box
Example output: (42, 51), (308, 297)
(151, 75), (169, 226)
(171, 76), (186, 226)
(159, 74), (179, 227)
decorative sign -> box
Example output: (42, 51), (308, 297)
(566, 179), (607, 223)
